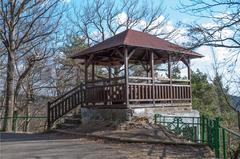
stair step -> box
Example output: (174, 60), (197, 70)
(58, 123), (79, 129)
(65, 118), (81, 124)
(72, 114), (81, 118)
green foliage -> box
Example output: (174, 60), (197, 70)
(191, 69), (219, 117)
(212, 73), (237, 127)
(191, 69), (238, 128)
(63, 34), (88, 56)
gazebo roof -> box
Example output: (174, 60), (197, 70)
(71, 29), (203, 59)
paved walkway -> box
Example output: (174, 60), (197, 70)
(0, 132), (214, 159)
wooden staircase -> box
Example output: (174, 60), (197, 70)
(47, 83), (84, 129)
(56, 114), (82, 129)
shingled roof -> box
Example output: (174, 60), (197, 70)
(71, 29), (203, 59)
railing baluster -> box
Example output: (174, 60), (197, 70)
(61, 101), (64, 116)
(48, 83), (192, 129)
(47, 84), (84, 128)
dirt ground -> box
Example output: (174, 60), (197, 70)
(0, 132), (214, 159)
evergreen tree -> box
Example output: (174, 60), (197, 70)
(191, 69), (238, 128)
(191, 69), (219, 117)
(212, 73), (237, 127)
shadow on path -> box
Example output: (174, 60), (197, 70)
(0, 132), (80, 142)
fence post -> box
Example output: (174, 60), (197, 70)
(12, 111), (18, 132)
(214, 117), (220, 158)
(47, 102), (51, 130)
(2, 114), (8, 131)
(206, 117), (211, 147)
(222, 128), (227, 159)
(80, 83), (83, 107)
(201, 115), (205, 143)
(191, 117), (195, 142)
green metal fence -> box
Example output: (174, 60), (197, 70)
(154, 114), (240, 159)
(0, 114), (47, 132)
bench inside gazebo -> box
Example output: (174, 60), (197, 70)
(47, 29), (203, 128)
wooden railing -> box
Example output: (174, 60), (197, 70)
(85, 83), (125, 106)
(129, 83), (191, 105)
(47, 82), (126, 128)
(47, 79), (192, 128)
(47, 83), (84, 129)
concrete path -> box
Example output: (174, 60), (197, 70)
(0, 132), (214, 159)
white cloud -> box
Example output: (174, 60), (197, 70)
(116, 12), (128, 25)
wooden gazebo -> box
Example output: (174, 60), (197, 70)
(47, 29), (203, 128)
(71, 29), (202, 108)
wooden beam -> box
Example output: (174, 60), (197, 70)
(92, 61), (95, 83)
(238, 112), (240, 131)
(128, 49), (136, 60)
(168, 54), (173, 106)
(116, 49), (124, 59)
(139, 60), (148, 72)
(124, 47), (129, 108)
(108, 66), (112, 82)
(152, 50), (162, 59)
(139, 49), (148, 61)
(85, 54), (94, 67)
(129, 76), (152, 80)
(92, 61), (95, 106)
(168, 54), (172, 79)
(187, 57), (192, 107)
(146, 49), (151, 78)
(181, 57), (189, 67)
(95, 61), (122, 66)
(150, 50), (155, 106)
(187, 57), (191, 80)
(85, 57), (88, 83)
(84, 57), (88, 106)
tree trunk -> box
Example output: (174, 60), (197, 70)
(238, 112), (240, 131)
(3, 52), (15, 132)
(24, 104), (30, 132)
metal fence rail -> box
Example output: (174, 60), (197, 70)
(154, 114), (240, 159)
(154, 114), (201, 142)
(0, 115), (47, 132)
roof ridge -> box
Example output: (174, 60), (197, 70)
(71, 29), (203, 58)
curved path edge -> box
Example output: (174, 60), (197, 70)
(54, 129), (207, 147)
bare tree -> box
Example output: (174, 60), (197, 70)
(178, 0), (240, 130)
(0, 0), (63, 131)
(61, 0), (179, 83)
(51, 34), (86, 96)
(178, 0), (240, 50)
(178, 0), (240, 92)
(68, 0), (178, 46)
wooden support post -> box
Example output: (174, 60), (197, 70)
(168, 54), (173, 105)
(150, 50), (155, 106)
(92, 61), (95, 83)
(238, 112), (240, 131)
(47, 102), (51, 130)
(124, 47), (129, 108)
(187, 57), (191, 81)
(146, 49), (151, 83)
(187, 57), (192, 107)
(84, 57), (89, 106)
(108, 65), (112, 84)
(92, 60), (95, 106)
(85, 57), (88, 84)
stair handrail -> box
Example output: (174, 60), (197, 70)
(49, 83), (83, 105)
(47, 83), (84, 129)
